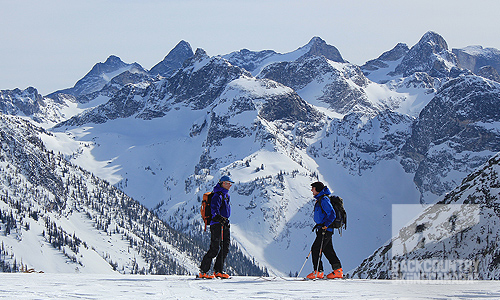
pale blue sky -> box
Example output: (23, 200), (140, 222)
(1, 0), (499, 95)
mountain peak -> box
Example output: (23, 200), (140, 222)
(378, 43), (409, 61)
(307, 36), (326, 46)
(89, 55), (131, 76)
(149, 40), (194, 77)
(176, 40), (192, 52)
(302, 36), (345, 63)
(419, 31), (449, 50)
(393, 31), (457, 77)
(361, 43), (409, 75)
(194, 48), (208, 59)
(48, 55), (146, 97)
(104, 55), (123, 64)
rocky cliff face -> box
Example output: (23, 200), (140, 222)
(361, 43), (409, 76)
(0, 87), (44, 117)
(476, 65), (500, 83)
(453, 45), (500, 75)
(262, 56), (367, 106)
(401, 76), (500, 200)
(149, 40), (194, 77)
(309, 110), (413, 174)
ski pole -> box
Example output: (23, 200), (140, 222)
(315, 230), (325, 273)
(297, 250), (312, 278)
(221, 224), (224, 263)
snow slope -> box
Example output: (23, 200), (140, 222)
(0, 274), (498, 300)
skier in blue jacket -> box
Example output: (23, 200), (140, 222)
(306, 181), (343, 279)
(199, 176), (233, 279)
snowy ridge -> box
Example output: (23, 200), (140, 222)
(224, 36), (345, 77)
(0, 114), (192, 274)
(51, 56), (148, 98)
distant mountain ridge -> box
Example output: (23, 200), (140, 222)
(50, 55), (147, 98)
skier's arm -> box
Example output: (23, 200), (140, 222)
(211, 193), (223, 223)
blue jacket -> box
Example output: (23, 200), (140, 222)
(210, 183), (231, 225)
(313, 186), (335, 232)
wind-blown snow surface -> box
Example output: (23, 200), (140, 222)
(0, 274), (498, 299)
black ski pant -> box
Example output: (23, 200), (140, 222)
(311, 230), (342, 272)
(200, 223), (230, 273)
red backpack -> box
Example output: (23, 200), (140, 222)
(200, 192), (221, 231)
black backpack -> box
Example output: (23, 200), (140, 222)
(321, 195), (347, 235)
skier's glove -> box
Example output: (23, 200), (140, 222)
(214, 215), (229, 227)
(312, 224), (324, 232)
(221, 217), (230, 228)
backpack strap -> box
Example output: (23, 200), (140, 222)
(317, 195), (334, 225)
(317, 195), (330, 213)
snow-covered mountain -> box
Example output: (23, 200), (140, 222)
(0, 87), (85, 128)
(223, 36), (345, 77)
(51, 55), (148, 98)
(349, 152), (500, 279)
(0, 113), (266, 275)
(392, 31), (458, 78)
(361, 43), (409, 82)
(401, 75), (500, 202)
(1, 31), (500, 278)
